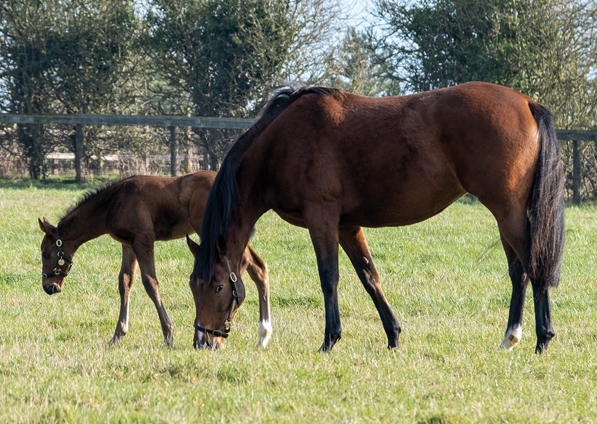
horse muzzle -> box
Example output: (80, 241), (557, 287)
(43, 283), (62, 295)
(194, 333), (226, 350)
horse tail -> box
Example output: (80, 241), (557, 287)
(527, 102), (565, 288)
(194, 86), (340, 282)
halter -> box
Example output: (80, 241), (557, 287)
(42, 227), (73, 279)
(194, 256), (240, 342)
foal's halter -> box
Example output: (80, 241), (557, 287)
(42, 227), (73, 279)
(194, 257), (241, 340)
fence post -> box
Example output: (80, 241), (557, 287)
(170, 126), (177, 177)
(573, 140), (581, 204)
(75, 124), (84, 183)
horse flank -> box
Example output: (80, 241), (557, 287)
(194, 87), (340, 283)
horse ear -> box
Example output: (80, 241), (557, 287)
(38, 217), (55, 235)
(186, 235), (199, 257)
(216, 235), (227, 261)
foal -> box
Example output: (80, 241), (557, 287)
(39, 171), (272, 348)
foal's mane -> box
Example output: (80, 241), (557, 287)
(194, 86), (340, 282)
(59, 176), (136, 222)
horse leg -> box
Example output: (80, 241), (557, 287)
(303, 206), (342, 352)
(109, 245), (138, 345)
(132, 238), (174, 346)
(498, 235), (528, 351)
(532, 280), (555, 353)
(339, 226), (401, 348)
(494, 204), (555, 353)
(243, 244), (272, 348)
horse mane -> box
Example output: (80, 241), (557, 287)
(59, 176), (136, 222)
(194, 86), (341, 282)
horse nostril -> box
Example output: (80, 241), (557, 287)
(43, 284), (61, 295)
(212, 338), (225, 350)
(195, 339), (211, 349)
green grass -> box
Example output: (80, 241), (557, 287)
(1, 180), (596, 423)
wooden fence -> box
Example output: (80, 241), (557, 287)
(0, 114), (255, 182)
(0, 114), (595, 203)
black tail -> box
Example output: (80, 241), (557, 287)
(527, 102), (565, 288)
(194, 86), (340, 283)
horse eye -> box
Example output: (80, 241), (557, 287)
(215, 285), (224, 294)
(42, 251), (51, 260)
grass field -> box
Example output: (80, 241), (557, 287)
(1, 179), (596, 423)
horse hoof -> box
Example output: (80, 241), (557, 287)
(318, 333), (341, 352)
(387, 335), (399, 349)
(109, 331), (126, 346)
(535, 339), (551, 354)
(535, 332), (554, 354)
(256, 320), (272, 348)
(498, 326), (521, 351)
(318, 344), (333, 353)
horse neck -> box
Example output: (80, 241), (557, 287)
(227, 167), (266, 267)
(58, 196), (110, 251)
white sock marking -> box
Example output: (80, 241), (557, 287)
(499, 325), (522, 351)
(257, 320), (272, 348)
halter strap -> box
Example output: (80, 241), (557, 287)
(42, 227), (74, 278)
(193, 256), (240, 344)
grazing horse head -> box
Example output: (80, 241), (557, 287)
(38, 217), (73, 295)
(186, 235), (246, 350)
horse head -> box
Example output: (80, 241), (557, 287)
(186, 235), (245, 350)
(38, 217), (73, 295)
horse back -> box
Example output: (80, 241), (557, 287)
(254, 82), (540, 227)
(107, 172), (216, 243)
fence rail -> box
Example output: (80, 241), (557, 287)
(1, 114), (596, 202)
(0, 114), (256, 129)
(0, 113), (256, 182)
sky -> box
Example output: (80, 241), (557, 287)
(344, 0), (377, 30)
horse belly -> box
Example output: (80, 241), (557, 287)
(335, 134), (467, 227)
(341, 178), (466, 228)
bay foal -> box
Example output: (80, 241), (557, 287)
(39, 172), (272, 348)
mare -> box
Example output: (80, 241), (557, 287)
(39, 172), (272, 349)
(191, 82), (565, 353)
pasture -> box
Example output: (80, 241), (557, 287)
(1, 179), (596, 423)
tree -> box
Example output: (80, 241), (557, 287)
(370, 0), (597, 128)
(0, 0), (57, 178)
(0, 0), (140, 179)
(143, 0), (342, 169)
(371, 0), (597, 201)
(326, 27), (392, 96)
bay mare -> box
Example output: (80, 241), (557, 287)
(39, 171), (272, 348)
(192, 82), (564, 353)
